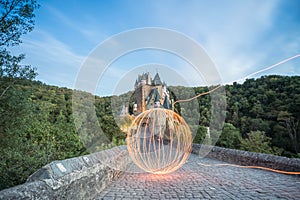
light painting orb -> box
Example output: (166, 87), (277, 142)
(127, 108), (192, 174)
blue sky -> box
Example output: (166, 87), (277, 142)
(11, 0), (300, 96)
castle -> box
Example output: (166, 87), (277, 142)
(132, 72), (172, 115)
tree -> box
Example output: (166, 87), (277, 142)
(0, 0), (39, 97)
(216, 123), (241, 149)
(193, 126), (208, 144)
(1, 0), (38, 46)
(277, 111), (299, 154)
(240, 131), (274, 154)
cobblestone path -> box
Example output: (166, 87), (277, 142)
(97, 154), (300, 199)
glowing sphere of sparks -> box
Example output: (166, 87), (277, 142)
(127, 108), (192, 174)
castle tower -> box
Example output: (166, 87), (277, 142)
(132, 72), (171, 115)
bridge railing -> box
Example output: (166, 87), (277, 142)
(0, 146), (131, 200)
(192, 144), (300, 172)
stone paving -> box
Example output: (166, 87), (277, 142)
(96, 153), (300, 199)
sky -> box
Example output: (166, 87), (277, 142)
(11, 0), (300, 96)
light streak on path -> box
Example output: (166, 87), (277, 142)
(198, 162), (300, 175)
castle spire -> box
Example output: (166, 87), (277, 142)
(153, 72), (162, 85)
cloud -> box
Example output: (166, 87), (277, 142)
(11, 30), (85, 88)
(149, 0), (295, 83)
(196, 1), (280, 82)
(25, 31), (84, 65)
(45, 4), (107, 44)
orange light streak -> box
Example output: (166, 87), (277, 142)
(172, 84), (222, 107)
(198, 163), (300, 175)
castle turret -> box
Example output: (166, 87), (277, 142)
(133, 71), (171, 114)
(147, 72), (151, 85)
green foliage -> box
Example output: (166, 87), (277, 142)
(240, 131), (274, 154)
(192, 126), (208, 144)
(1, 0), (39, 97)
(0, 84), (40, 189)
(95, 136), (126, 151)
(276, 111), (299, 154)
(225, 76), (300, 156)
(0, 0), (39, 46)
(166, 76), (299, 157)
(217, 123), (241, 149)
(0, 80), (88, 190)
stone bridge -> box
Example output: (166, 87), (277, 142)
(1, 145), (300, 199)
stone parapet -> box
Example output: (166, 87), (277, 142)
(192, 144), (300, 172)
(0, 146), (131, 199)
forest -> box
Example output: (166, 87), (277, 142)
(180, 75), (300, 158)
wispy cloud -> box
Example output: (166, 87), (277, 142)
(149, 0), (299, 83)
(12, 30), (85, 88)
(45, 4), (107, 44)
